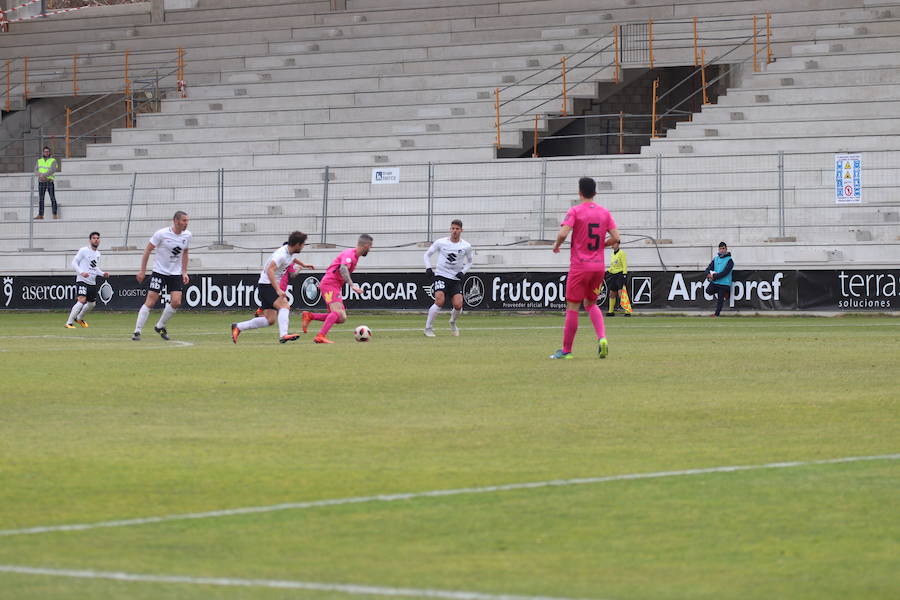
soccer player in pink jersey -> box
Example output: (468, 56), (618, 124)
(549, 177), (620, 359)
(302, 234), (373, 344)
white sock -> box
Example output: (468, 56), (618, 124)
(134, 305), (151, 333)
(277, 308), (290, 337)
(425, 304), (440, 329)
(449, 308), (460, 323)
(156, 304), (177, 328)
(237, 316), (269, 331)
(78, 302), (95, 320)
(67, 303), (83, 325)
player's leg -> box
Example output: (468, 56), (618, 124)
(273, 295), (299, 342)
(233, 287), (278, 343)
(48, 182), (58, 218)
(36, 182), (46, 218)
(154, 290), (180, 340)
(550, 271), (582, 359)
(425, 289), (445, 337)
(75, 285), (97, 326)
(583, 272), (609, 358)
(66, 295), (86, 328)
(711, 284), (725, 317)
(449, 292), (463, 336)
(315, 301), (345, 343)
(133, 290), (159, 340)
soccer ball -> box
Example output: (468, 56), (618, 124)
(354, 325), (372, 342)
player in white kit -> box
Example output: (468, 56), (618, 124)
(231, 231), (313, 344)
(132, 211), (192, 341)
(423, 219), (473, 337)
(65, 231), (109, 328)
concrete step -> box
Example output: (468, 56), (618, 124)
(668, 117), (900, 139)
(749, 65), (900, 88)
(53, 146), (499, 174)
(689, 100), (900, 124)
(643, 134), (900, 155)
(718, 82), (900, 104)
(86, 131), (515, 159)
(126, 115), (500, 140)
(157, 83), (596, 114)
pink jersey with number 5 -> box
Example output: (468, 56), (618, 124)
(562, 202), (617, 273)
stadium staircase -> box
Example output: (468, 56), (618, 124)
(0, 0), (898, 275)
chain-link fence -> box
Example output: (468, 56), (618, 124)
(3, 151), (898, 252)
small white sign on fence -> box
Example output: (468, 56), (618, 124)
(372, 168), (400, 184)
(834, 153), (861, 204)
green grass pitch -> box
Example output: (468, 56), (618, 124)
(0, 310), (898, 599)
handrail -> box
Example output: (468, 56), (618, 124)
(512, 13), (774, 154)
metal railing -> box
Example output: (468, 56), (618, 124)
(496, 13), (775, 154)
(4, 152), (898, 252)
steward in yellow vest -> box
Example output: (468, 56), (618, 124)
(34, 146), (60, 219)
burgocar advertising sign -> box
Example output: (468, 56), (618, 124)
(0, 270), (897, 311)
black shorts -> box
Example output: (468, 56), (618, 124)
(76, 282), (97, 302)
(258, 284), (281, 310)
(606, 272), (626, 292)
(148, 272), (183, 294)
(432, 275), (462, 298)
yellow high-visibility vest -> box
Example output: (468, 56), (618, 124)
(37, 157), (58, 181)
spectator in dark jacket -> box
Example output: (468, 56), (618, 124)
(704, 241), (734, 317)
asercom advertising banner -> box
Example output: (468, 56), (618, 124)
(1, 270), (898, 312)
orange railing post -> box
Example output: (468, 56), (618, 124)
(560, 56), (568, 116)
(753, 15), (759, 72)
(651, 78), (659, 138)
(766, 13), (773, 65)
(619, 110), (624, 154)
(494, 87), (500, 149)
(701, 48), (709, 105)
(693, 16), (699, 66)
(532, 114), (539, 158)
(23, 56), (29, 102)
(613, 25), (621, 83)
(648, 18), (654, 69)
(65, 106), (72, 158)
(4, 59), (10, 112)
(124, 50), (132, 128)
(72, 54), (79, 97)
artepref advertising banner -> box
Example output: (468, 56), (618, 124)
(0, 269), (898, 312)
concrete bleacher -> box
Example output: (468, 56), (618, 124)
(1, 0), (899, 274)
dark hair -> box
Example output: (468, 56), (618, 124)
(89, 231), (100, 238)
(579, 177), (596, 199)
(451, 219), (463, 228)
(358, 234), (373, 244)
(287, 231), (307, 247)
(42, 146), (51, 152)
(718, 241), (727, 248)
(173, 210), (188, 221)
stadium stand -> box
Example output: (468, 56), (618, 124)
(0, 0), (898, 275)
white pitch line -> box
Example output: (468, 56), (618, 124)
(0, 565), (600, 600)
(1, 453), (897, 538)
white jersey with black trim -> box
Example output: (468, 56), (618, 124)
(424, 237), (474, 279)
(149, 227), (192, 276)
(258, 245), (295, 285)
(72, 246), (104, 285)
